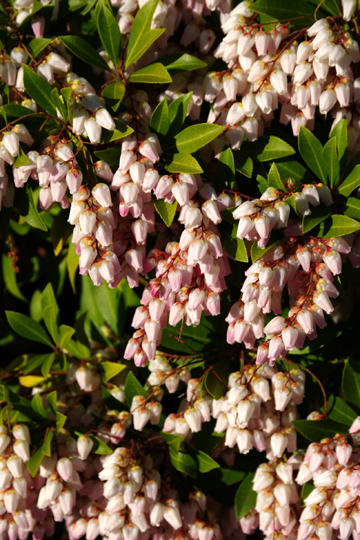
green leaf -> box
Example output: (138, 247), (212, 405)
(344, 197), (360, 220)
(268, 162), (286, 192)
(330, 117), (348, 172)
(205, 360), (231, 400)
(222, 227), (248, 262)
(241, 135), (295, 162)
(58, 325), (75, 348)
(292, 419), (349, 442)
(216, 147), (235, 188)
(251, 0), (315, 20)
(46, 391), (67, 432)
(276, 160), (316, 184)
(2, 253), (27, 302)
(156, 53), (207, 73)
(168, 92), (193, 135)
(235, 473), (256, 520)
(302, 204), (333, 234)
(42, 305), (58, 344)
(66, 241), (78, 293)
(338, 164), (360, 196)
(97, 2), (121, 67)
(342, 359), (360, 413)
(27, 446), (45, 477)
(41, 352), (55, 378)
(16, 184), (48, 231)
(319, 215), (360, 238)
(101, 361), (126, 384)
(298, 126), (327, 184)
(19, 0), (43, 29)
(94, 146), (122, 165)
(6, 311), (53, 347)
(101, 80), (126, 113)
(250, 230), (283, 263)
(92, 282), (121, 335)
(169, 448), (197, 478)
(42, 430), (54, 457)
(0, 104), (37, 118)
(22, 65), (57, 116)
(41, 283), (59, 343)
(196, 450), (219, 473)
(170, 124), (225, 154)
(162, 313), (223, 353)
(124, 372), (148, 407)
(61, 87), (73, 122)
(128, 63), (172, 84)
(326, 394), (357, 427)
(126, 0), (165, 69)
(153, 199), (177, 227)
(100, 118), (134, 144)
(31, 393), (48, 419)
(322, 138), (340, 188)
(28, 38), (52, 57)
(89, 434), (113, 455)
(163, 153), (203, 174)
(13, 148), (30, 169)
(301, 483), (315, 506)
(24, 353), (53, 375)
(161, 431), (183, 452)
(51, 209), (73, 256)
(149, 98), (170, 137)
(234, 152), (253, 178)
(51, 88), (67, 121)
(59, 35), (111, 72)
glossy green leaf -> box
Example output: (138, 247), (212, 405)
(216, 147), (235, 187)
(149, 98), (170, 137)
(128, 63), (172, 84)
(298, 126), (327, 184)
(27, 446), (45, 477)
(168, 92), (193, 135)
(90, 434), (113, 455)
(163, 153), (203, 174)
(234, 152), (253, 178)
(100, 119), (134, 143)
(13, 148), (30, 169)
(171, 124), (225, 153)
(0, 104), (38, 118)
(322, 138), (340, 188)
(94, 146), (122, 165)
(301, 483), (315, 506)
(41, 352), (55, 378)
(169, 448), (197, 478)
(46, 391), (67, 432)
(41, 283), (59, 343)
(22, 65), (57, 116)
(276, 160), (316, 184)
(156, 53), (207, 73)
(153, 199), (177, 227)
(41, 430), (54, 457)
(97, 2), (121, 67)
(126, 0), (165, 69)
(51, 88), (67, 120)
(124, 371), (149, 407)
(338, 164), (360, 196)
(161, 432), (183, 452)
(319, 215), (360, 238)
(58, 325), (75, 348)
(241, 136), (295, 162)
(28, 38), (52, 57)
(101, 80), (125, 112)
(197, 450), (220, 473)
(251, 0), (314, 20)
(268, 162), (286, 191)
(342, 359), (360, 413)
(292, 419), (348, 442)
(31, 392), (48, 419)
(326, 394), (357, 427)
(162, 314), (222, 353)
(344, 197), (360, 220)
(330, 117), (348, 172)
(250, 230), (283, 263)
(6, 311), (53, 347)
(2, 253), (27, 302)
(24, 353), (52, 375)
(92, 282), (121, 335)
(16, 184), (48, 231)
(235, 473), (256, 520)
(101, 362), (126, 384)
(59, 35), (111, 72)
(222, 227), (248, 262)
(66, 241), (78, 294)
(302, 204), (333, 234)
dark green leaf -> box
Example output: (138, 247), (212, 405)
(22, 65), (57, 116)
(6, 311), (53, 347)
(28, 38), (52, 57)
(97, 2), (121, 67)
(268, 162), (286, 191)
(27, 446), (45, 477)
(58, 325), (75, 348)
(163, 153), (203, 174)
(92, 282), (121, 335)
(276, 160), (316, 183)
(250, 230), (283, 263)
(302, 204), (333, 234)
(235, 473), (256, 520)
(222, 226), (248, 262)
(41, 283), (59, 343)
(234, 152), (253, 178)
(149, 98), (170, 137)
(51, 88), (67, 120)
(292, 419), (348, 442)
(90, 434), (113, 455)
(94, 146), (122, 165)
(205, 360), (231, 400)
(2, 253), (27, 302)
(41, 352), (55, 378)
(330, 117), (348, 172)
(31, 393), (48, 419)
(24, 354), (53, 375)
(344, 197), (360, 220)
(241, 135), (295, 162)
(322, 138), (340, 188)
(101, 80), (125, 113)
(126, 0), (165, 69)
(162, 313), (223, 353)
(124, 372), (148, 407)
(128, 63), (172, 84)
(251, 0), (315, 21)
(169, 448), (197, 478)
(338, 165), (360, 196)
(301, 483), (315, 506)
(168, 92), (193, 135)
(342, 359), (360, 413)
(298, 126), (327, 184)
(59, 35), (111, 72)
(153, 199), (177, 227)
(216, 147), (235, 188)
(100, 118), (134, 143)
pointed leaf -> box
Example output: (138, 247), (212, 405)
(100, 118), (134, 143)
(124, 372), (148, 407)
(13, 148), (30, 168)
(28, 38), (52, 57)
(216, 147), (235, 188)
(2, 253), (27, 302)
(251, 0), (314, 20)
(89, 434), (113, 455)
(292, 419), (349, 442)
(27, 446), (45, 477)
(326, 395), (357, 427)
(298, 126), (327, 184)
(59, 35), (111, 72)
(322, 138), (340, 188)
(153, 199), (177, 227)
(163, 153), (203, 174)
(24, 354), (53, 375)
(330, 117), (348, 172)
(161, 432), (183, 452)
(41, 283), (59, 342)
(235, 473), (256, 520)
(196, 450), (219, 473)
(128, 63), (172, 84)
(268, 162), (286, 191)
(342, 359), (360, 413)
(22, 65), (57, 116)
(168, 92), (193, 135)
(344, 197), (360, 220)
(42, 430), (54, 457)
(16, 184), (48, 231)
(156, 53), (207, 73)
(170, 124), (225, 154)
(101, 80), (125, 112)
(41, 352), (55, 378)
(101, 361), (126, 384)
(31, 393), (48, 419)
(97, 3), (121, 67)
(241, 135), (295, 161)
(302, 204), (333, 234)
(320, 215), (360, 238)
(6, 311), (53, 347)
(149, 98), (170, 136)
(66, 241), (78, 293)
(338, 164), (360, 196)
(58, 325), (75, 348)
(169, 448), (197, 478)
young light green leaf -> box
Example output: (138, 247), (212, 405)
(292, 419), (349, 442)
(128, 63), (172, 84)
(320, 215), (360, 238)
(41, 430), (54, 457)
(196, 450), (219, 473)
(28, 38), (52, 57)
(97, 3), (121, 67)
(322, 138), (340, 188)
(31, 392), (48, 419)
(126, 0), (165, 68)
(338, 165), (360, 196)
(330, 117), (348, 172)
(41, 352), (55, 378)
(58, 325), (75, 348)
(153, 199), (177, 227)
(235, 473), (256, 520)
(124, 371), (149, 407)
(268, 162), (286, 191)
(13, 148), (30, 169)
(6, 311), (53, 347)
(101, 361), (126, 384)
(101, 80), (125, 112)
(59, 35), (111, 72)
(156, 53), (207, 73)
(169, 448), (197, 478)
(22, 65), (57, 116)
(163, 153), (203, 174)
(67, 241), (79, 293)
(27, 446), (45, 477)
(149, 98), (170, 137)
(170, 124), (225, 154)
(298, 126), (327, 184)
